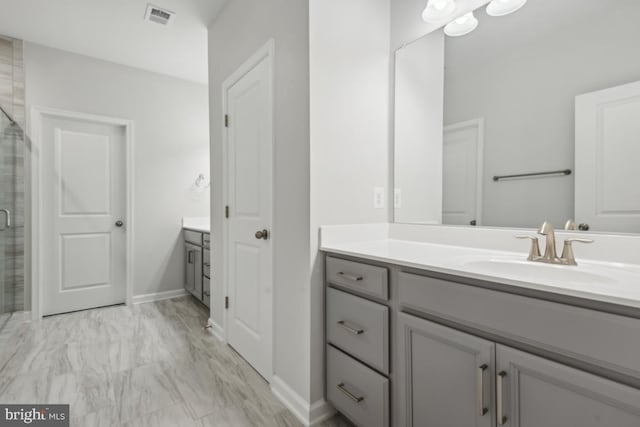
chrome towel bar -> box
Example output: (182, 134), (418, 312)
(493, 169), (571, 182)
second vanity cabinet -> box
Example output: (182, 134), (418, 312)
(325, 254), (640, 427)
(184, 228), (210, 307)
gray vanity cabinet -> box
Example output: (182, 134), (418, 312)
(184, 229), (210, 306)
(185, 242), (202, 298)
(325, 253), (640, 427)
(496, 345), (640, 427)
(397, 312), (495, 427)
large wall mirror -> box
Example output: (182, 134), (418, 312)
(394, 0), (640, 233)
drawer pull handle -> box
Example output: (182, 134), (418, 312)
(337, 320), (365, 335)
(497, 371), (507, 425)
(337, 272), (364, 282)
(477, 364), (488, 416)
(203, 291), (210, 297)
(337, 383), (364, 403)
(204, 262), (211, 267)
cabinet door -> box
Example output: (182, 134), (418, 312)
(496, 345), (640, 427)
(397, 313), (495, 427)
(185, 243), (202, 298)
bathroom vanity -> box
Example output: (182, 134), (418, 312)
(183, 226), (211, 308)
(322, 0), (640, 424)
(322, 228), (640, 427)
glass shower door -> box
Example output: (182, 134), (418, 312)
(0, 110), (20, 328)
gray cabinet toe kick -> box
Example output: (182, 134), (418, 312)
(323, 253), (640, 427)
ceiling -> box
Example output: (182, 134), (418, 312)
(445, 0), (629, 72)
(0, 0), (227, 84)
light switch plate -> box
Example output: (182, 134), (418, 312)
(374, 187), (385, 209)
(394, 188), (402, 209)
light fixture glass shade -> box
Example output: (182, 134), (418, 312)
(486, 0), (528, 17)
(422, 0), (457, 23)
(444, 12), (479, 37)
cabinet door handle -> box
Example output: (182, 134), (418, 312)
(337, 383), (364, 403)
(477, 364), (488, 416)
(337, 272), (363, 282)
(497, 371), (508, 425)
(187, 250), (194, 264)
(337, 320), (365, 335)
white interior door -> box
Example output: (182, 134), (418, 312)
(575, 81), (640, 233)
(41, 115), (126, 316)
(443, 119), (484, 226)
(225, 49), (273, 380)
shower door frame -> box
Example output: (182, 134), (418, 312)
(29, 106), (135, 320)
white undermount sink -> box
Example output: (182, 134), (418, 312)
(460, 256), (618, 287)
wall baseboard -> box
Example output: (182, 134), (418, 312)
(308, 398), (336, 426)
(206, 318), (225, 342)
(132, 288), (188, 305)
(271, 376), (336, 426)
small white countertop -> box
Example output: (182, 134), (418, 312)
(320, 224), (640, 310)
(182, 217), (210, 233)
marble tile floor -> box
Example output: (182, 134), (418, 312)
(0, 297), (353, 427)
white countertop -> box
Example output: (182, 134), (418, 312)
(182, 217), (210, 233)
(320, 224), (640, 310)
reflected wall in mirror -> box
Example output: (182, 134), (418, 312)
(394, 0), (640, 233)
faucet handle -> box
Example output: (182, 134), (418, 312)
(564, 220), (577, 231)
(561, 238), (593, 266)
(516, 235), (541, 261)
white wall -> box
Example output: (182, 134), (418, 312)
(394, 31), (444, 224)
(444, 3), (640, 228)
(24, 43), (210, 297)
(207, 0), (312, 406)
(310, 0), (391, 403)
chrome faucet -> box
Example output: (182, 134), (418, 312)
(516, 221), (593, 266)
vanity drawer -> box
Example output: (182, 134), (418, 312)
(327, 345), (389, 427)
(203, 233), (210, 249)
(203, 249), (211, 278)
(327, 287), (389, 374)
(398, 272), (640, 380)
(184, 229), (202, 246)
(326, 257), (388, 300)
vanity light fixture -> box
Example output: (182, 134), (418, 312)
(486, 0), (528, 17)
(422, 0), (457, 23)
(444, 12), (479, 37)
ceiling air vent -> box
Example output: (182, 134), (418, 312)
(144, 4), (176, 26)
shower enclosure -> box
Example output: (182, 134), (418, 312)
(0, 36), (26, 331)
(0, 105), (24, 330)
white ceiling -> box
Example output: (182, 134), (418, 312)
(0, 0), (227, 84)
(445, 0), (625, 72)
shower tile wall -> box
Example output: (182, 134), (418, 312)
(0, 36), (25, 313)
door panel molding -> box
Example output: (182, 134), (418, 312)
(30, 106), (135, 319)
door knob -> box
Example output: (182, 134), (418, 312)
(115, 220), (124, 227)
(255, 229), (269, 240)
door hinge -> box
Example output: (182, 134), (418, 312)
(225, 296), (229, 309)
(225, 205), (229, 218)
(224, 114), (229, 128)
